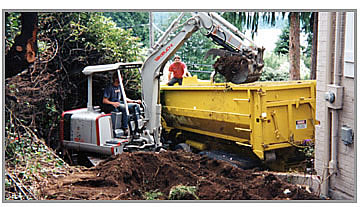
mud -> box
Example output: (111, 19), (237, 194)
(40, 151), (320, 200)
(212, 48), (264, 84)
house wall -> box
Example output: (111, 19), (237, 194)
(314, 12), (356, 200)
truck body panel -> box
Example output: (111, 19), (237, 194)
(161, 76), (316, 160)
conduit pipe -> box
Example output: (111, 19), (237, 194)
(329, 12), (345, 175)
(321, 12), (335, 197)
(333, 12), (345, 86)
(322, 12), (346, 197)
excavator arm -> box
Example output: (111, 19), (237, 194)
(140, 12), (265, 146)
(201, 12), (265, 84)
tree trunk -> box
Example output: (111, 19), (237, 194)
(310, 12), (318, 80)
(289, 12), (300, 80)
(5, 12), (38, 78)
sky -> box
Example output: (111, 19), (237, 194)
(153, 12), (309, 53)
(245, 29), (282, 52)
(245, 28), (309, 53)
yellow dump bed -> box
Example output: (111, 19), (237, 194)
(160, 76), (316, 160)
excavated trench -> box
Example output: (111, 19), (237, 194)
(40, 151), (320, 200)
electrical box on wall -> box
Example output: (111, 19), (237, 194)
(325, 84), (344, 109)
(341, 125), (353, 145)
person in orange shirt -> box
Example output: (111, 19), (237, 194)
(167, 55), (190, 86)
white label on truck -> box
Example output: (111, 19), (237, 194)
(296, 120), (307, 129)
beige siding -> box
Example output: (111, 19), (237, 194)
(314, 12), (355, 200)
(314, 12), (330, 178)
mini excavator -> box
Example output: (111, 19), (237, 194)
(60, 12), (265, 160)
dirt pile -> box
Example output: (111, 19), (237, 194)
(211, 47), (264, 84)
(40, 151), (320, 200)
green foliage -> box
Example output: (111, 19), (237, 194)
(274, 26), (290, 55)
(5, 113), (68, 200)
(187, 64), (214, 80)
(264, 51), (289, 69)
(143, 190), (164, 200)
(222, 11), (315, 79)
(275, 22), (310, 57)
(274, 13), (314, 67)
(274, 25), (313, 76)
(180, 29), (217, 67)
(168, 185), (199, 200)
(103, 12), (150, 47)
(260, 67), (289, 82)
(86, 14), (141, 63)
(222, 12), (282, 38)
(302, 51), (311, 71)
(37, 12), (143, 102)
(301, 145), (315, 158)
(301, 32), (313, 70)
(153, 12), (217, 68)
(260, 52), (289, 81)
(300, 13), (315, 69)
(179, 15), (217, 66)
(45, 98), (57, 114)
(300, 12), (314, 34)
(39, 12), (142, 68)
(260, 51), (311, 81)
(5, 12), (21, 51)
(5, 120), (66, 171)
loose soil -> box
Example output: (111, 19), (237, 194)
(40, 150), (320, 200)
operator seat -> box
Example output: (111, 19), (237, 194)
(100, 103), (114, 114)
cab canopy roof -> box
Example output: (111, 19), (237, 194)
(82, 62), (143, 76)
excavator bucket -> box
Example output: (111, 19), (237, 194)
(205, 48), (265, 84)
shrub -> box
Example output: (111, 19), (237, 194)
(168, 185), (199, 200)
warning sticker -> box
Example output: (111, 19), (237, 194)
(296, 120), (307, 129)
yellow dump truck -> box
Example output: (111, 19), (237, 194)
(160, 76), (316, 165)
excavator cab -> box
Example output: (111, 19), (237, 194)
(60, 62), (156, 157)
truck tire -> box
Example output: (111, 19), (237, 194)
(175, 143), (191, 152)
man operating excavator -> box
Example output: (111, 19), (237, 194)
(103, 72), (142, 133)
